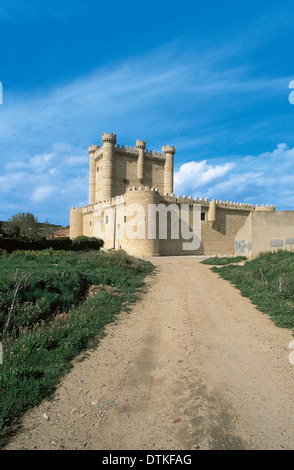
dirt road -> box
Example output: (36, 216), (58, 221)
(4, 256), (294, 450)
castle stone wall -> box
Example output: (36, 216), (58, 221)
(69, 207), (83, 239)
(235, 211), (294, 257)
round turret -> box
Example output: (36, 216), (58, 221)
(162, 145), (176, 155)
(136, 140), (146, 150)
(88, 145), (99, 154)
(124, 187), (160, 257)
(102, 133), (117, 145)
(162, 145), (175, 194)
(208, 199), (216, 228)
(101, 133), (117, 200)
(136, 140), (146, 184)
(70, 207), (83, 239)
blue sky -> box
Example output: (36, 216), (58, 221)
(1, 0), (294, 225)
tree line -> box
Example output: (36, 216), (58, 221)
(0, 212), (104, 252)
(0, 212), (64, 239)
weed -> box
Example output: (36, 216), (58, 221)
(201, 256), (247, 266)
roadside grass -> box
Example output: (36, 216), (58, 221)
(208, 250), (294, 331)
(0, 249), (155, 446)
(200, 256), (247, 265)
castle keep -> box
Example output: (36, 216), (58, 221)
(70, 132), (294, 258)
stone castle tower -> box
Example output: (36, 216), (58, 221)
(88, 133), (175, 203)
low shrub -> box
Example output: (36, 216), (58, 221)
(72, 235), (104, 251)
(201, 256), (247, 265)
(0, 236), (104, 253)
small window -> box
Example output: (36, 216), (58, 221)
(96, 166), (99, 172)
(105, 215), (109, 224)
(123, 178), (130, 184)
(201, 212), (206, 221)
(89, 221), (92, 227)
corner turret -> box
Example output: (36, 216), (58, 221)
(102, 133), (117, 200)
(136, 139), (146, 184)
(162, 145), (175, 195)
(88, 145), (99, 205)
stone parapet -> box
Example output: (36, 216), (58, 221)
(88, 145), (100, 154)
(102, 133), (117, 144)
(136, 140), (146, 150)
(162, 145), (176, 155)
(255, 204), (276, 211)
(81, 183), (276, 213)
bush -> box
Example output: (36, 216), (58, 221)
(72, 236), (104, 251)
(0, 236), (104, 253)
(201, 256), (247, 265)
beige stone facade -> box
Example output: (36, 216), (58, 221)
(70, 132), (285, 258)
(87, 133), (174, 204)
(235, 210), (294, 258)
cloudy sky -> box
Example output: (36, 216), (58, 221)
(1, 0), (294, 224)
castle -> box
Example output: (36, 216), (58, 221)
(70, 133), (294, 258)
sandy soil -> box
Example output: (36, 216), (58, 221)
(4, 256), (294, 450)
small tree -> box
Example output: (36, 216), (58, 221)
(5, 213), (39, 239)
(42, 219), (53, 238)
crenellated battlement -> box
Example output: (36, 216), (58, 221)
(90, 136), (177, 163)
(102, 132), (117, 144)
(123, 186), (274, 212)
(162, 145), (176, 155)
(88, 145), (100, 154)
(114, 143), (166, 159)
(255, 204), (276, 211)
(136, 140), (146, 149)
(126, 185), (160, 193)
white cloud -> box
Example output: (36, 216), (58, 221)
(174, 160), (235, 196)
(31, 185), (54, 203)
(174, 143), (294, 209)
(0, 141), (89, 223)
(29, 153), (54, 171)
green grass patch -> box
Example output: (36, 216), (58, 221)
(210, 250), (294, 330)
(201, 255), (247, 265)
(0, 249), (154, 446)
